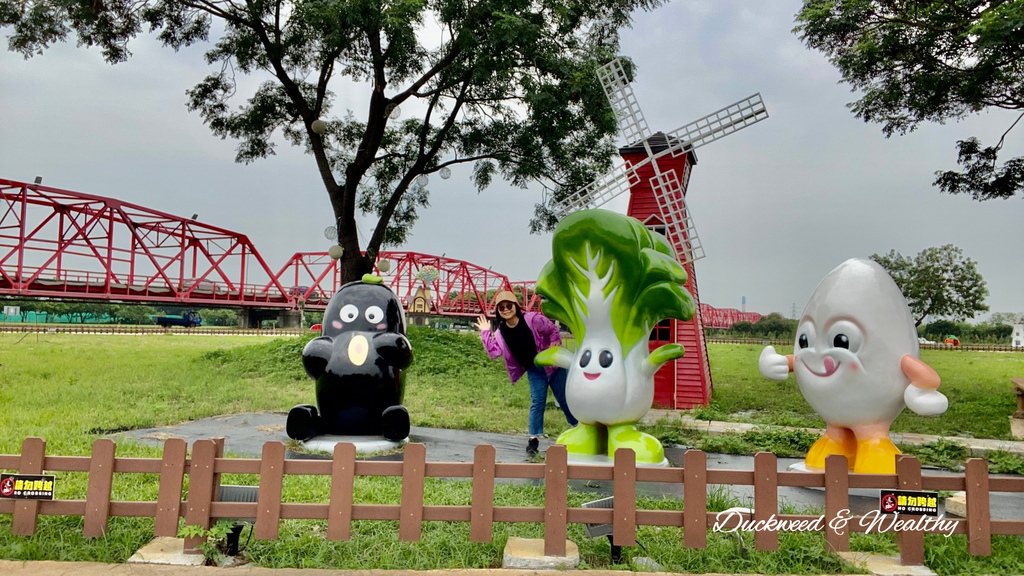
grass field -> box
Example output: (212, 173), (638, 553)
(705, 344), (1024, 440)
(1, 330), (1022, 573)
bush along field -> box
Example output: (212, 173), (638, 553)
(0, 330), (1022, 572)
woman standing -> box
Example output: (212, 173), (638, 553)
(475, 291), (577, 455)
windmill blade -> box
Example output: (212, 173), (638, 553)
(596, 59), (651, 146)
(663, 93), (768, 157)
(649, 158), (704, 265)
(551, 161), (641, 218)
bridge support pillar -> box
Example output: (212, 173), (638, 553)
(278, 310), (302, 329)
(238, 309), (254, 329)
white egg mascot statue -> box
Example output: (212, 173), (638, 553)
(758, 258), (948, 474)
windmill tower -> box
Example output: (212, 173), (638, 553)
(551, 59), (768, 408)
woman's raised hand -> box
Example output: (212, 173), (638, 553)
(474, 315), (489, 332)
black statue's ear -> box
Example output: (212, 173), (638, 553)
(301, 337), (333, 379)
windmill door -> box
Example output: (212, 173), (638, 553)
(649, 319), (676, 408)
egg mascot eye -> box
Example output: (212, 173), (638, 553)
(287, 275), (414, 444)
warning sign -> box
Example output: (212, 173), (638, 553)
(0, 474), (56, 500)
(879, 489), (938, 516)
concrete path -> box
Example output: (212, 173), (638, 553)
(115, 411), (1024, 522)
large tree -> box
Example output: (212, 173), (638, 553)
(795, 1), (1024, 201)
(871, 244), (989, 326)
(0, 0), (662, 281)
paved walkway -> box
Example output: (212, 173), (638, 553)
(643, 410), (1024, 456)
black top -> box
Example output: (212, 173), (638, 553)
(499, 317), (538, 369)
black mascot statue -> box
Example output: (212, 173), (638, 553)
(287, 274), (413, 442)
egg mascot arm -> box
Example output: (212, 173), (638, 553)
(375, 332), (413, 369)
(901, 355), (948, 416)
(758, 345), (793, 381)
(535, 346), (573, 369)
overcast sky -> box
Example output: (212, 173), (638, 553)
(2, 1), (1021, 320)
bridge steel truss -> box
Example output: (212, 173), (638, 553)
(270, 251), (540, 316)
(3, 178), (753, 324)
(698, 304), (763, 329)
(0, 178), (292, 307)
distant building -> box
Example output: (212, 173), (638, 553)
(1013, 324), (1024, 348)
(407, 286), (433, 326)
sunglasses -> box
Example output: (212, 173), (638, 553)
(496, 302), (515, 311)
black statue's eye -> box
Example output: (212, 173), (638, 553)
(339, 304), (359, 323)
(365, 306), (384, 323)
(798, 334), (809, 349)
(579, 350), (592, 368)
(833, 334), (850, 349)
(599, 350), (613, 368)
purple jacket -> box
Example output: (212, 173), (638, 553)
(480, 311), (561, 384)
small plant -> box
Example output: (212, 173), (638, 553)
(901, 439), (969, 470)
(178, 521), (237, 566)
(742, 428), (818, 457)
(985, 450), (1024, 475)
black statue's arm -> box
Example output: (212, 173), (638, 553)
(301, 337), (334, 379)
(374, 333), (413, 369)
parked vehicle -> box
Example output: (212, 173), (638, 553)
(154, 311), (202, 328)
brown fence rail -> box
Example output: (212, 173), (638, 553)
(2, 438), (1023, 566)
(0, 325), (304, 336)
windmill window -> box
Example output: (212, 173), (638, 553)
(646, 224), (668, 237)
(650, 319), (672, 341)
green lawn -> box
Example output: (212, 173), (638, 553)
(705, 344), (1024, 440)
(0, 330), (1022, 573)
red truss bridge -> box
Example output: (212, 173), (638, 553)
(273, 251), (539, 317)
(1, 178), (756, 325)
(1, 178), (293, 309)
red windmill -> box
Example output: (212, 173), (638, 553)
(551, 59), (768, 408)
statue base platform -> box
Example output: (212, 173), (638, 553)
(300, 435), (408, 455)
(787, 461), (881, 499)
(566, 451), (668, 468)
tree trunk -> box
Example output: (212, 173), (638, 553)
(336, 229), (373, 284)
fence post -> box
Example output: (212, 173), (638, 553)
(154, 438), (188, 537)
(683, 449), (707, 549)
(964, 458), (992, 556)
(12, 437), (45, 536)
(613, 448), (637, 546)
(469, 444), (496, 543)
(255, 441), (286, 540)
(824, 454), (849, 552)
(83, 439), (116, 537)
(399, 443), (426, 541)
(183, 439), (218, 553)
(896, 455), (924, 566)
(753, 452), (778, 551)
(327, 442), (356, 541)
(543, 444), (568, 556)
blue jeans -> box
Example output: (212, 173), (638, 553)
(526, 367), (578, 436)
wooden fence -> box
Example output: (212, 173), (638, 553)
(0, 325), (304, 336)
(2, 437), (1023, 567)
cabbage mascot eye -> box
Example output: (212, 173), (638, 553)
(535, 209), (695, 465)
